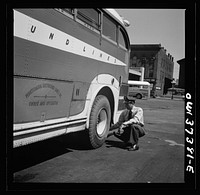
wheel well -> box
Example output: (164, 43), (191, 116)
(97, 87), (114, 124)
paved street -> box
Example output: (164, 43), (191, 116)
(12, 98), (184, 186)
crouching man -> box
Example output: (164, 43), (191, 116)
(110, 96), (146, 151)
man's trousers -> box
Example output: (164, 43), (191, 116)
(114, 124), (145, 145)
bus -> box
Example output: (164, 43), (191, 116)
(14, 8), (131, 148)
(128, 80), (150, 99)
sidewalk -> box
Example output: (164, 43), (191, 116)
(155, 95), (185, 101)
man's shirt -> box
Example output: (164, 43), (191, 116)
(110, 106), (144, 130)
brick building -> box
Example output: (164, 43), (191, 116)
(130, 44), (174, 96)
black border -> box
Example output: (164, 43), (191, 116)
(184, 1), (196, 189)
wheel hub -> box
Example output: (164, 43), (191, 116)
(96, 108), (107, 137)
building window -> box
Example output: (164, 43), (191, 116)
(160, 70), (164, 82)
(77, 9), (100, 30)
(149, 70), (153, 78)
(102, 14), (117, 42)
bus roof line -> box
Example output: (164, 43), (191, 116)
(104, 9), (130, 28)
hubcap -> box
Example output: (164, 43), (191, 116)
(96, 108), (107, 137)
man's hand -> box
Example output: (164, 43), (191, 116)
(118, 123), (128, 133)
(116, 125), (124, 134)
(122, 121), (130, 127)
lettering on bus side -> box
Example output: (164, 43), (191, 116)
(31, 25), (36, 33)
(66, 39), (69, 45)
(15, 10), (127, 68)
(49, 33), (54, 40)
(26, 83), (62, 107)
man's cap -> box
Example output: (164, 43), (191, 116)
(124, 96), (136, 103)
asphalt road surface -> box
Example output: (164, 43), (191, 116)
(12, 98), (185, 188)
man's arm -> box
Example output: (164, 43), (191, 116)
(123, 108), (144, 126)
(109, 111), (125, 130)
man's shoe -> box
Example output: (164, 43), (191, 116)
(128, 145), (139, 151)
(125, 143), (132, 148)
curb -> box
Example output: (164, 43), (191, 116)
(155, 96), (184, 101)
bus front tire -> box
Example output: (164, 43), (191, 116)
(88, 95), (111, 149)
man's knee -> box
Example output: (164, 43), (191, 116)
(130, 124), (140, 129)
(130, 124), (145, 136)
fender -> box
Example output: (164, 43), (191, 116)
(85, 74), (120, 129)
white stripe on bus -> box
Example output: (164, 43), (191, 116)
(14, 10), (126, 67)
(14, 128), (67, 148)
(14, 124), (86, 148)
(14, 118), (86, 136)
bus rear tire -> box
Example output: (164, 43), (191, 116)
(88, 95), (111, 149)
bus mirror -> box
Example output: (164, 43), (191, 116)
(123, 20), (130, 27)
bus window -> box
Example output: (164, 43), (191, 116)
(56, 8), (74, 19)
(118, 28), (128, 49)
(61, 8), (73, 15)
(102, 14), (117, 42)
(77, 9), (100, 30)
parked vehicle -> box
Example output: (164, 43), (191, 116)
(167, 88), (185, 96)
(128, 80), (150, 99)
